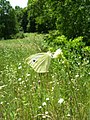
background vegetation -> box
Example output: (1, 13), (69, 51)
(0, 0), (90, 119)
(0, 33), (90, 120)
(0, 0), (90, 45)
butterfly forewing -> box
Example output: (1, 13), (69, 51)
(26, 53), (51, 73)
(26, 53), (44, 66)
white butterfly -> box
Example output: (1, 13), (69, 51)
(26, 52), (52, 73)
(26, 49), (62, 73)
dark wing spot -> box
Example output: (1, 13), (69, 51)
(33, 59), (36, 63)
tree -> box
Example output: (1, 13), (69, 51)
(55, 0), (90, 44)
(21, 8), (28, 32)
(26, 0), (90, 45)
(14, 6), (24, 32)
(27, 0), (56, 33)
(0, 0), (18, 39)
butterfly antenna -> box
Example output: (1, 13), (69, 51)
(33, 43), (42, 52)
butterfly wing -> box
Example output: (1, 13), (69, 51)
(33, 53), (51, 73)
(26, 53), (51, 73)
(26, 53), (44, 67)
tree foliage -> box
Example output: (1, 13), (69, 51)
(0, 0), (18, 39)
(55, 0), (90, 44)
(26, 0), (56, 33)
(0, 0), (90, 44)
(14, 6), (23, 31)
(26, 0), (90, 44)
(21, 8), (28, 33)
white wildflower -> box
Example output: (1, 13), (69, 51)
(1, 95), (4, 98)
(21, 81), (24, 84)
(75, 74), (79, 78)
(58, 98), (64, 104)
(67, 113), (70, 117)
(42, 102), (46, 106)
(53, 48), (62, 58)
(45, 111), (48, 115)
(19, 63), (21, 65)
(26, 73), (30, 76)
(38, 106), (42, 109)
(52, 75), (54, 78)
(51, 87), (54, 91)
(18, 66), (22, 69)
(62, 61), (65, 64)
(46, 98), (49, 101)
(78, 62), (80, 65)
(0, 102), (3, 104)
(14, 97), (17, 100)
(87, 60), (89, 64)
(18, 78), (22, 81)
(57, 82), (59, 85)
(42, 115), (46, 118)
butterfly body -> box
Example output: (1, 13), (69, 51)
(26, 52), (52, 73)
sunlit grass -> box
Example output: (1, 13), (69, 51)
(0, 33), (90, 120)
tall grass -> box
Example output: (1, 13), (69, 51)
(0, 33), (90, 120)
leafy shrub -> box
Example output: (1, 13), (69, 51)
(14, 32), (26, 39)
(43, 30), (90, 63)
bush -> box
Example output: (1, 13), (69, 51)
(14, 32), (25, 39)
(43, 30), (90, 61)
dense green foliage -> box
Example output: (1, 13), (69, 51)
(27, 0), (56, 33)
(26, 0), (90, 44)
(0, 0), (90, 45)
(0, 0), (18, 39)
(0, 0), (90, 119)
(42, 30), (90, 73)
(14, 6), (23, 31)
(55, 0), (90, 41)
(0, 33), (90, 119)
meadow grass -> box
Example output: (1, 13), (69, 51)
(0, 33), (90, 120)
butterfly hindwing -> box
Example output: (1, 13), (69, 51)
(33, 53), (51, 73)
(26, 53), (44, 67)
